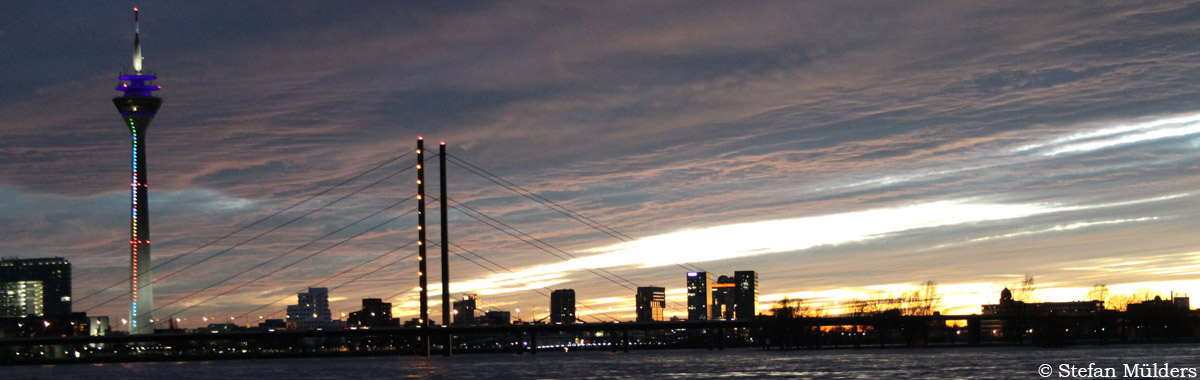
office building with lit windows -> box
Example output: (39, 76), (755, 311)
(683, 270), (758, 320)
(550, 289), (576, 324)
(285, 287), (332, 329)
(636, 286), (665, 322)
(1, 281), (43, 317)
(711, 275), (736, 320)
(453, 295), (477, 325)
(348, 298), (396, 328)
(0, 257), (71, 318)
(733, 271), (758, 320)
(482, 310), (511, 325)
(686, 272), (713, 321)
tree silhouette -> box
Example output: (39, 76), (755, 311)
(1012, 274), (1039, 302)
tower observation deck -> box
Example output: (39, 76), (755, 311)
(113, 7), (162, 335)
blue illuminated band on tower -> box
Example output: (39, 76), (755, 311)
(113, 7), (162, 335)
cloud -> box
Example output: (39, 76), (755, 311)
(4, 2), (1200, 325)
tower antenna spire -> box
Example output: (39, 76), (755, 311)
(133, 7), (143, 73)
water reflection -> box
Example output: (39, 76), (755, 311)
(11, 344), (1200, 379)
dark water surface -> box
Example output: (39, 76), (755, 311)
(9, 344), (1199, 379)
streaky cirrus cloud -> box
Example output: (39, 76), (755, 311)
(3, 2), (1200, 325)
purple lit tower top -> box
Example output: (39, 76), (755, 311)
(113, 7), (162, 335)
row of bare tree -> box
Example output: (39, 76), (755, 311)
(771, 281), (944, 318)
(768, 275), (1185, 319)
(1086, 284), (1178, 311)
(998, 274), (1181, 311)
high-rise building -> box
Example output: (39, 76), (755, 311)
(452, 295), (476, 325)
(348, 298), (396, 328)
(733, 271), (758, 320)
(88, 316), (110, 336)
(1173, 296), (1190, 310)
(686, 272), (712, 321)
(1, 281), (43, 317)
(549, 289), (576, 324)
(285, 287), (332, 329)
(711, 275), (736, 320)
(0, 258), (71, 318)
(113, 8), (163, 335)
(635, 286), (665, 322)
(482, 310), (511, 325)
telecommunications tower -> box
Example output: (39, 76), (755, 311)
(113, 7), (162, 334)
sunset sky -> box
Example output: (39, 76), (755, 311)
(2, 2), (1200, 328)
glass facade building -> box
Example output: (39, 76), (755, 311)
(636, 286), (665, 322)
(686, 272), (712, 321)
(0, 258), (71, 318)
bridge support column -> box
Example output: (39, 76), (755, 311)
(416, 138), (430, 357)
(530, 329), (537, 355)
(707, 328), (714, 351)
(813, 325), (821, 349)
(854, 326), (861, 348)
(718, 327), (724, 351)
(420, 330), (430, 357)
(610, 329), (618, 352)
(622, 329), (629, 352)
(967, 318), (981, 346)
(922, 322), (929, 348)
(514, 331), (522, 354)
(439, 141), (452, 357)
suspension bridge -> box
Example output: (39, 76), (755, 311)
(4, 139), (1191, 362)
(55, 137), (720, 354)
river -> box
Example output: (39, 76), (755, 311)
(9, 344), (1200, 379)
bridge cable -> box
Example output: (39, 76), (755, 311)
(349, 241), (614, 324)
(444, 242), (617, 323)
(446, 154), (707, 274)
(83, 164), (416, 313)
(233, 240), (419, 321)
(372, 239), (613, 323)
(161, 204), (418, 319)
(75, 152), (413, 306)
(443, 197), (638, 292)
(441, 196), (686, 312)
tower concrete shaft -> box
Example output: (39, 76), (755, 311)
(114, 7), (161, 335)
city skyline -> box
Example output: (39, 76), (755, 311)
(2, 2), (1200, 328)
